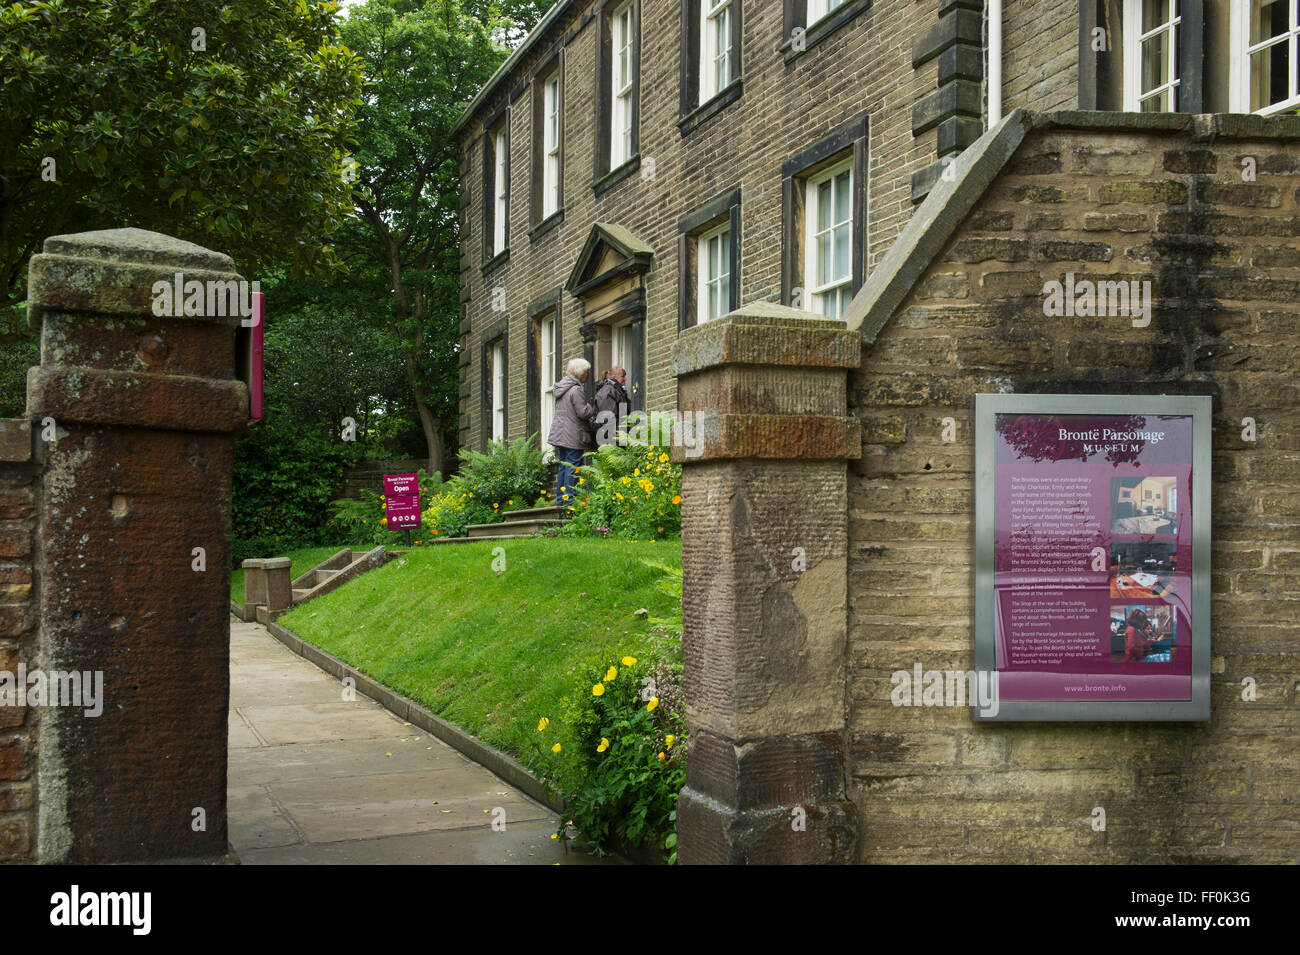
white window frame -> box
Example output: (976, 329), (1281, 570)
(804, 159), (854, 320)
(611, 320), (633, 373)
(540, 316), (556, 457)
(491, 339), (506, 442)
(611, 1), (636, 168)
(492, 124), (508, 255)
(542, 72), (561, 219)
(700, 0), (732, 102)
(696, 223), (731, 324)
(1231, 0), (1300, 114)
(808, 0), (848, 27)
(1123, 0), (1181, 112)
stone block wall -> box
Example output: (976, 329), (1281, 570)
(848, 112), (1300, 862)
(1001, 0), (1079, 116)
(0, 420), (37, 862)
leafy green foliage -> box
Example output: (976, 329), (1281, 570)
(561, 442), (682, 540)
(531, 631), (686, 863)
(327, 0), (514, 472)
(327, 469), (443, 544)
(231, 425), (362, 565)
(422, 436), (547, 536)
(0, 335), (37, 418)
(0, 0), (364, 334)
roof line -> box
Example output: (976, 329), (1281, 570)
(451, 0), (575, 137)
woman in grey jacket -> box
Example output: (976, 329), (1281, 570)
(547, 358), (596, 503)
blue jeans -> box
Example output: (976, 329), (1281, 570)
(555, 447), (585, 504)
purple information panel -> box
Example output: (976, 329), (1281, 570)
(383, 473), (421, 529)
(974, 395), (1211, 721)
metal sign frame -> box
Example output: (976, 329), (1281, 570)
(972, 393), (1212, 721)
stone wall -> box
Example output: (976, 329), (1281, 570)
(1001, 0), (1079, 116)
(0, 420), (38, 862)
(846, 112), (1300, 862)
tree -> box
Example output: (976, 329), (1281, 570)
(0, 0), (364, 341)
(334, 0), (510, 475)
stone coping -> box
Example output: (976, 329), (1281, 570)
(842, 108), (1300, 343)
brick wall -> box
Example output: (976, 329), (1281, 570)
(848, 115), (1300, 862)
(0, 421), (37, 862)
(457, 0), (942, 453)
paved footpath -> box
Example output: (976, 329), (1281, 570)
(228, 617), (609, 864)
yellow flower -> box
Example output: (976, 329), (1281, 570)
(621, 476), (632, 486)
(537, 717), (549, 732)
(616, 492), (624, 501)
(550, 833), (559, 839)
(597, 738), (609, 753)
(659, 453), (669, 463)
(592, 683), (605, 696)
(552, 742), (562, 753)
(621, 656), (637, 666)
(604, 666), (618, 682)
(673, 495), (681, 505)
(657, 751), (666, 761)
(578, 477), (584, 485)
(665, 734), (675, 749)
(633, 468), (640, 476)
(646, 697), (659, 711)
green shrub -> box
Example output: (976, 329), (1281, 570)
(561, 442), (682, 540)
(421, 437), (548, 537)
(232, 426), (363, 563)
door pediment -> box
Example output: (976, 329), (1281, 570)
(566, 223), (654, 299)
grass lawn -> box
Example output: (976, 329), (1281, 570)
(276, 537), (683, 767)
(230, 545), (354, 604)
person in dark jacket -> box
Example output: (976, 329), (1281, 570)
(547, 358), (596, 504)
(593, 366), (630, 447)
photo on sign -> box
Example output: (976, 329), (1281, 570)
(1109, 542), (1178, 599)
(1109, 604), (1178, 664)
(1110, 476), (1177, 535)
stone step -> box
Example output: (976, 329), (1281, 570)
(465, 518), (561, 539)
(291, 589), (310, 602)
(500, 505), (565, 523)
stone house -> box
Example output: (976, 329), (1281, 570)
(453, 0), (1294, 453)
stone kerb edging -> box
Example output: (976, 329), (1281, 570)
(262, 618), (562, 814)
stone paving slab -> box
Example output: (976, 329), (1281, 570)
(236, 817), (618, 865)
(228, 616), (608, 865)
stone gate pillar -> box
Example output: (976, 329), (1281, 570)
(671, 303), (860, 864)
(27, 228), (247, 862)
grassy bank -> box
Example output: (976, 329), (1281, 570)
(276, 537), (683, 764)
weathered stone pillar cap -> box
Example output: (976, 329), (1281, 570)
(261, 558), (292, 570)
(672, 302), (860, 377)
(241, 558), (268, 569)
(28, 227), (243, 325)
